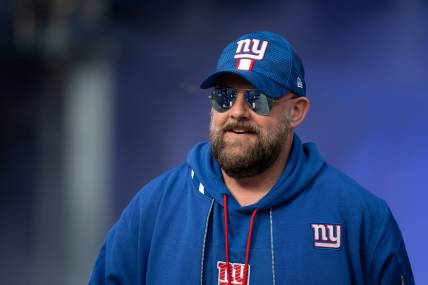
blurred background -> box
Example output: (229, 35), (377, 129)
(1, 0), (427, 284)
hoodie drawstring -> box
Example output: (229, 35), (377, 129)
(223, 194), (232, 285)
(223, 194), (258, 285)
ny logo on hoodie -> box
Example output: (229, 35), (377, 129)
(217, 261), (250, 285)
(311, 223), (342, 248)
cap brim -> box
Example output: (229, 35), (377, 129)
(200, 70), (289, 99)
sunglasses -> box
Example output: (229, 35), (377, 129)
(209, 87), (276, 116)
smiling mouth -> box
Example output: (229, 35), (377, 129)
(227, 130), (255, 135)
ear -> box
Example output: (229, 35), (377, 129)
(288, 96), (310, 128)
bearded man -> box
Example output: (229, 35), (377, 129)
(89, 31), (414, 285)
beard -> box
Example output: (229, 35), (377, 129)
(210, 113), (290, 178)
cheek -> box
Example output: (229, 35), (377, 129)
(211, 111), (228, 128)
(255, 116), (277, 129)
(256, 117), (287, 136)
(266, 107), (290, 125)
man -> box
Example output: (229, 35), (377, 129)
(89, 31), (414, 285)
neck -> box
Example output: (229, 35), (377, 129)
(222, 133), (294, 206)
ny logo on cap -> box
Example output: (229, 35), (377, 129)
(234, 39), (269, 71)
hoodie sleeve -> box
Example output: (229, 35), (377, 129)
(87, 164), (187, 284)
(88, 181), (164, 285)
(365, 203), (414, 285)
(88, 197), (143, 285)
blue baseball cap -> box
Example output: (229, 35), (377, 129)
(200, 31), (306, 98)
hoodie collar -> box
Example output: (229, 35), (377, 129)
(187, 135), (325, 213)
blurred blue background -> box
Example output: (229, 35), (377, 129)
(1, 0), (427, 284)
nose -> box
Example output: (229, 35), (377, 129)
(229, 92), (251, 119)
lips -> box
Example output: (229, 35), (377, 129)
(226, 128), (253, 134)
(222, 122), (258, 135)
(231, 129), (250, 134)
(225, 129), (255, 136)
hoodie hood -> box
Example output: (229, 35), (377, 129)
(187, 134), (325, 213)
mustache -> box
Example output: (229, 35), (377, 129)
(222, 121), (259, 134)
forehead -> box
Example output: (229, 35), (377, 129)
(216, 74), (255, 89)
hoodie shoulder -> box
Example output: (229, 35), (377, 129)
(317, 163), (388, 212)
(138, 163), (189, 195)
(129, 163), (191, 211)
(113, 163), (188, 227)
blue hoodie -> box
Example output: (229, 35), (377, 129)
(89, 135), (414, 285)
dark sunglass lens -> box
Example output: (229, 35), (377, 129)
(245, 90), (273, 115)
(210, 88), (236, 112)
(254, 93), (273, 115)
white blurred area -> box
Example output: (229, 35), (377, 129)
(3, 1), (115, 284)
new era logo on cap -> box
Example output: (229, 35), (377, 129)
(297, 77), (303, 88)
(234, 39), (269, 71)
